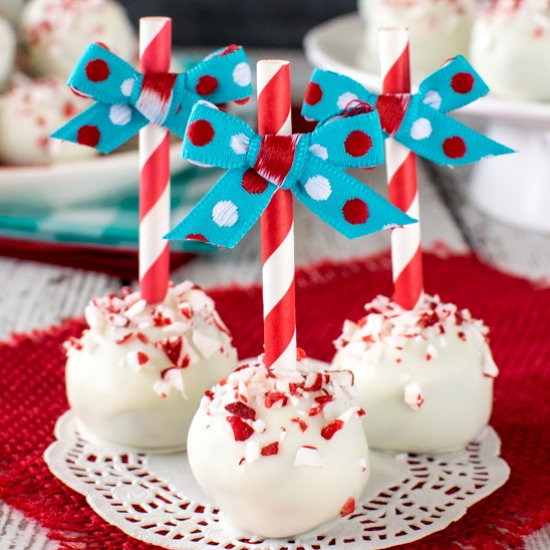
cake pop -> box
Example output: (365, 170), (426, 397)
(332, 294), (498, 453)
(187, 353), (369, 537)
(65, 281), (238, 451)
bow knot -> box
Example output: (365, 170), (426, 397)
(302, 56), (513, 165)
(52, 44), (252, 154)
(165, 102), (416, 249)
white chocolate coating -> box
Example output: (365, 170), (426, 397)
(0, 17), (16, 91)
(359, 0), (475, 79)
(332, 294), (497, 453)
(21, 0), (136, 79)
(0, 75), (94, 165)
(470, 1), (550, 101)
(187, 356), (369, 538)
(65, 282), (237, 451)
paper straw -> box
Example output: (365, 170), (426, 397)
(379, 28), (423, 310)
(138, 17), (172, 304)
(257, 60), (297, 372)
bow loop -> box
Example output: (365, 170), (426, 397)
(166, 106), (416, 249)
(302, 59), (513, 165)
(52, 45), (253, 154)
(309, 109), (384, 168)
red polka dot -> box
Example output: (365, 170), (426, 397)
(186, 233), (208, 242)
(187, 119), (215, 147)
(220, 44), (239, 56)
(94, 41), (111, 51)
(451, 72), (474, 94)
(242, 169), (268, 194)
(85, 59), (110, 82)
(196, 75), (219, 96)
(77, 125), (100, 147)
(343, 198), (369, 225)
(344, 130), (372, 157)
(234, 97), (250, 105)
(443, 136), (467, 159)
(304, 82), (323, 106)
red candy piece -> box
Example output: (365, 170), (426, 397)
(260, 442), (279, 456)
(264, 391), (288, 409)
(226, 415), (254, 441)
(225, 402), (257, 420)
(321, 419), (344, 440)
(340, 497), (355, 517)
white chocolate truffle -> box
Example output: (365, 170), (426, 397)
(21, 0), (136, 79)
(332, 294), (497, 453)
(0, 75), (94, 165)
(187, 354), (369, 538)
(65, 282), (238, 451)
(470, 0), (550, 101)
(0, 17), (16, 91)
(359, 0), (475, 79)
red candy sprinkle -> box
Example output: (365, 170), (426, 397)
(321, 419), (345, 440)
(187, 119), (215, 146)
(76, 125), (100, 147)
(136, 351), (149, 365)
(242, 169), (269, 194)
(159, 338), (183, 367)
(204, 390), (214, 400)
(344, 130), (372, 157)
(260, 442), (279, 456)
(296, 347), (307, 361)
(225, 402), (257, 420)
(443, 136), (467, 159)
(264, 391), (288, 409)
(304, 373), (323, 392)
(226, 415), (254, 441)
(340, 497), (355, 517)
(304, 82), (323, 106)
(451, 72), (474, 94)
(85, 59), (110, 83)
(291, 417), (308, 432)
(343, 198), (369, 225)
(196, 75), (219, 96)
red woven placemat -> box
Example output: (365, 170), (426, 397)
(1, 251), (549, 549)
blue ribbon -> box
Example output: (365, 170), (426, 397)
(52, 44), (252, 154)
(302, 56), (513, 165)
(165, 102), (416, 249)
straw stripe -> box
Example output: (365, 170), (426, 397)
(139, 17), (172, 304)
(258, 60), (297, 372)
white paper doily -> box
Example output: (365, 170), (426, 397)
(45, 411), (510, 549)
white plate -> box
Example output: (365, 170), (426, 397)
(304, 13), (550, 127)
(0, 143), (189, 207)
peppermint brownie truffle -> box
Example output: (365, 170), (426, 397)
(332, 294), (498, 453)
(187, 353), (369, 538)
(470, 0), (550, 100)
(0, 75), (93, 165)
(21, 0), (136, 79)
(65, 282), (237, 451)
(359, 0), (475, 78)
(0, 16), (16, 91)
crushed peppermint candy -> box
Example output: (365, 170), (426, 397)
(404, 382), (425, 411)
(200, 353), (364, 466)
(335, 294), (499, 378)
(64, 281), (234, 397)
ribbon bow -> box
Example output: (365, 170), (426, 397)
(52, 44), (252, 154)
(302, 56), (513, 165)
(165, 102), (416, 248)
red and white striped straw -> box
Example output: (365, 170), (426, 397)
(379, 28), (423, 310)
(139, 17), (171, 304)
(257, 60), (297, 372)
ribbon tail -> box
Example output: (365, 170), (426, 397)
(165, 167), (276, 249)
(51, 103), (148, 154)
(397, 104), (514, 165)
(295, 157), (416, 240)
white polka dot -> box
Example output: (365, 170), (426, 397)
(309, 144), (328, 160)
(304, 175), (332, 201)
(212, 200), (238, 227)
(120, 78), (134, 97)
(233, 62), (251, 87)
(109, 104), (132, 126)
(337, 92), (358, 110)
(423, 90), (442, 110)
(410, 118), (432, 140)
(230, 133), (249, 155)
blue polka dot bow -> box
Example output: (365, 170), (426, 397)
(302, 56), (513, 165)
(165, 102), (416, 249)
(51, 44), (252, 154)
